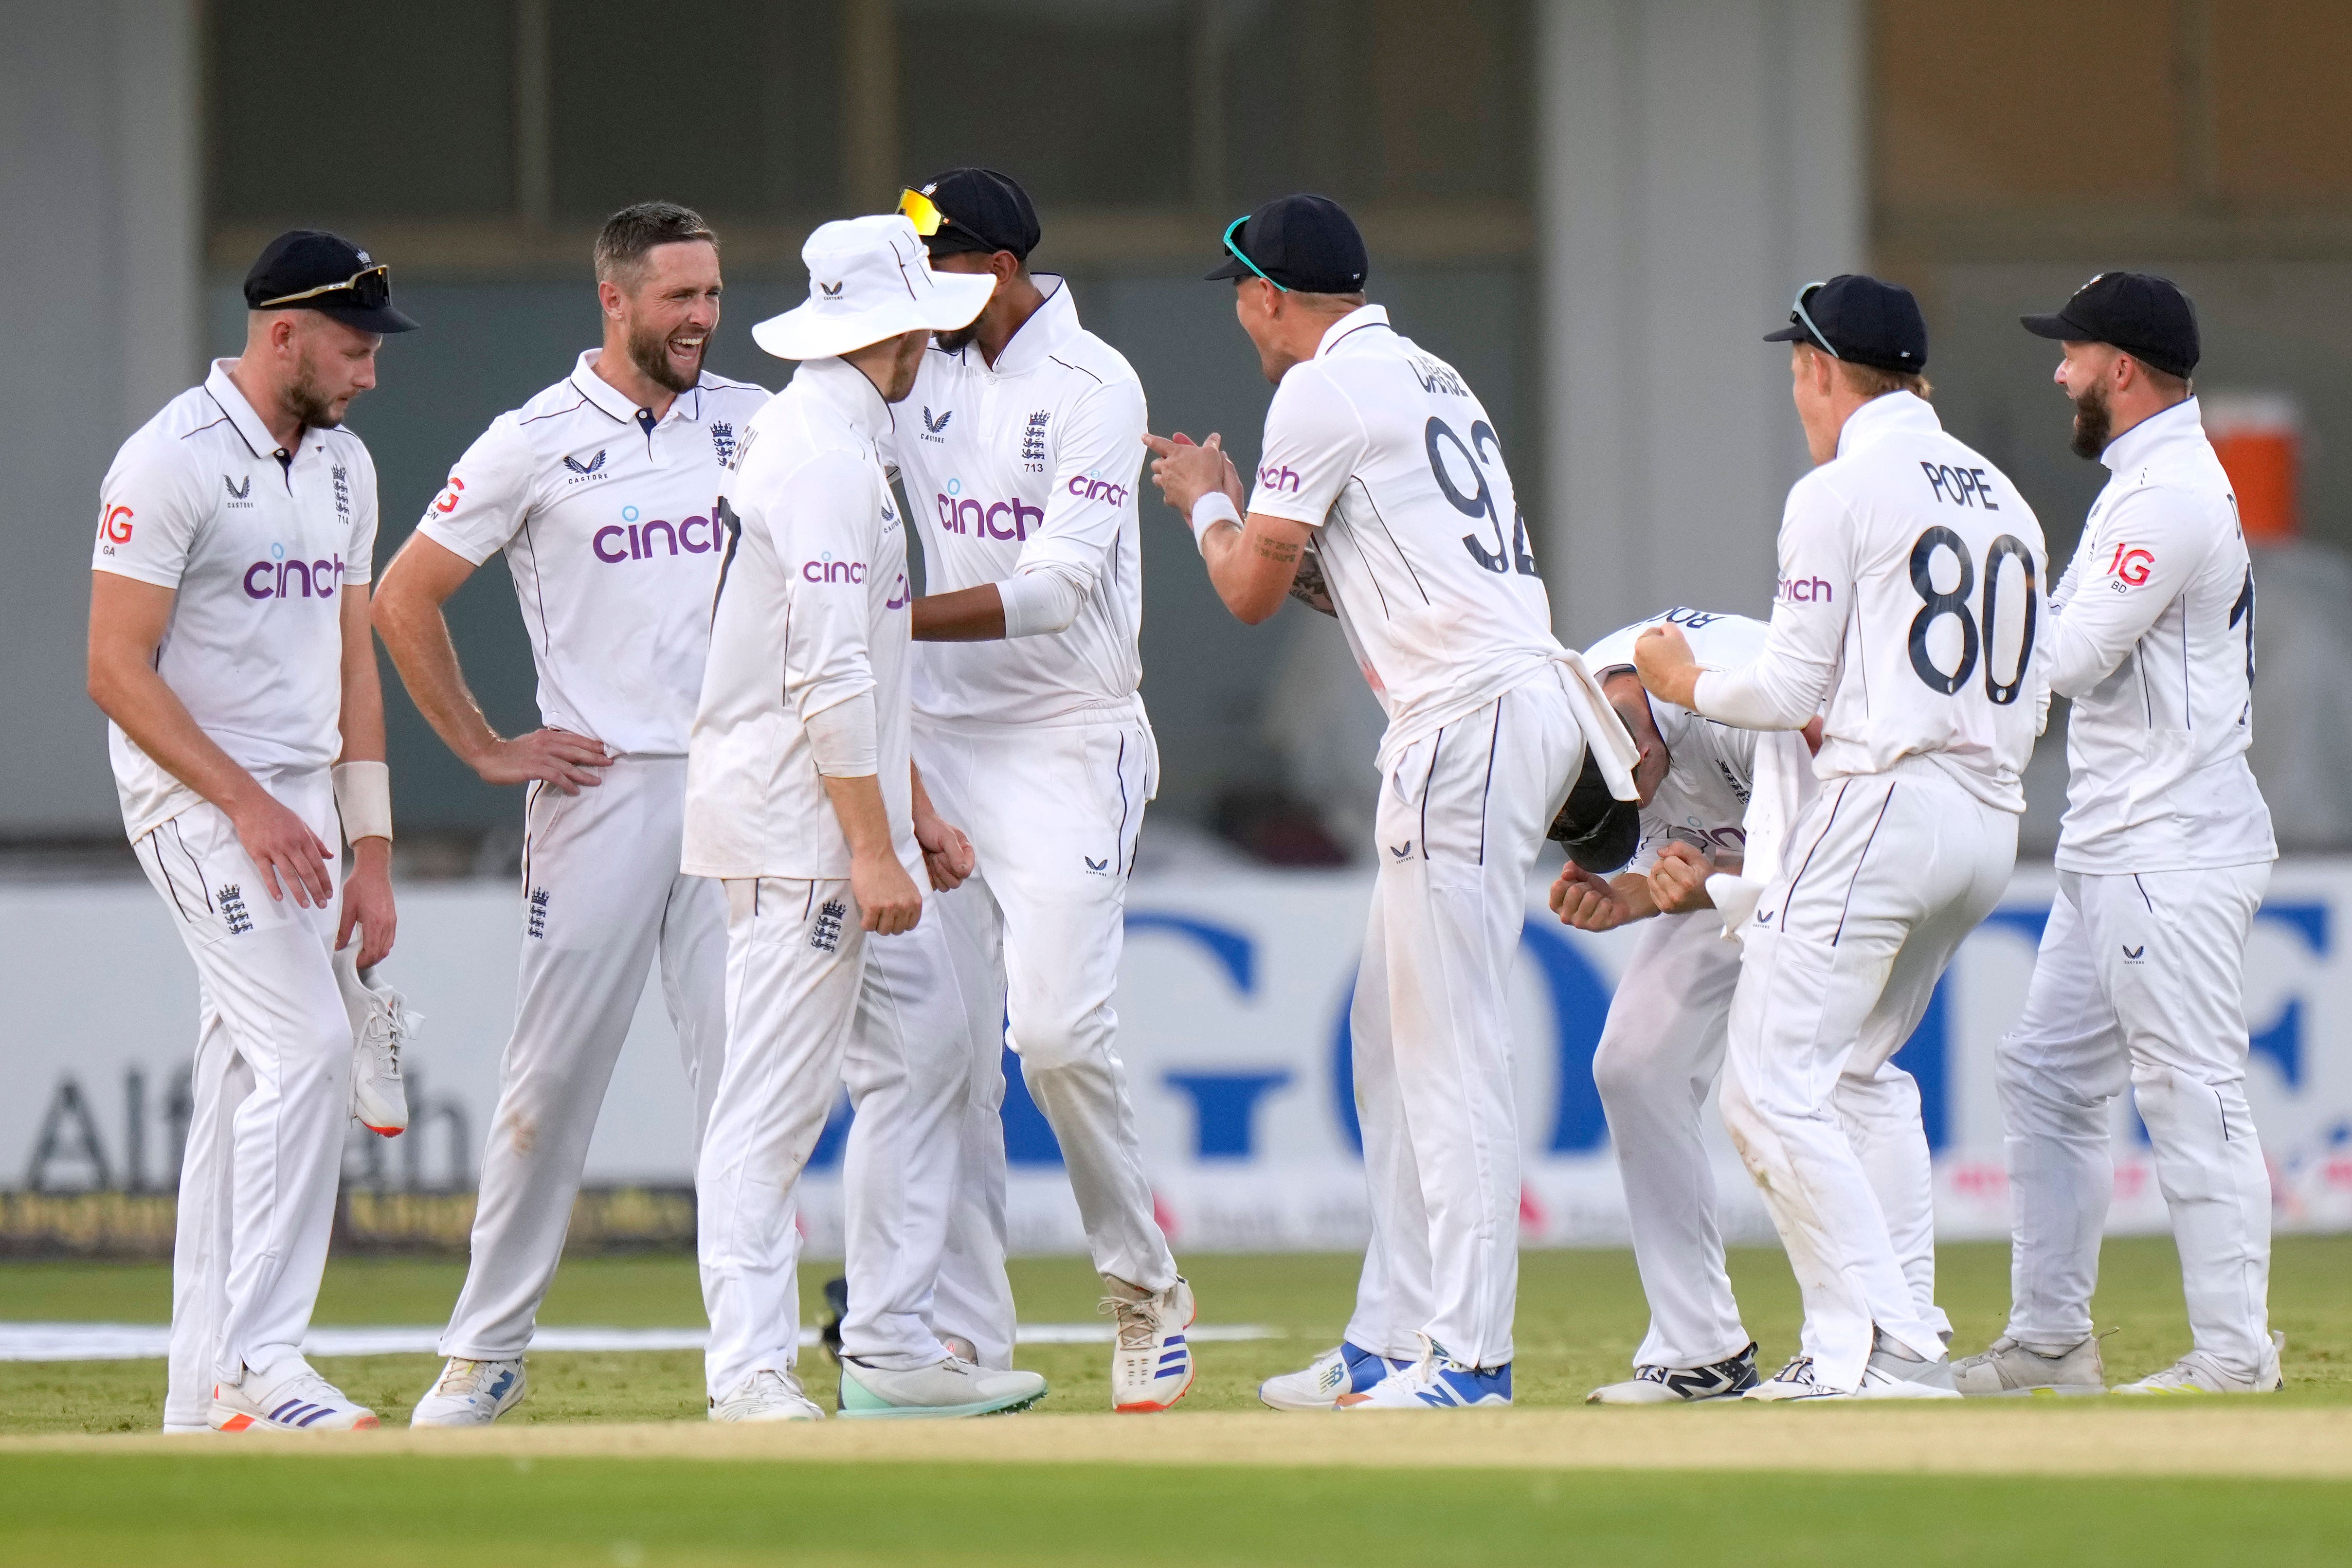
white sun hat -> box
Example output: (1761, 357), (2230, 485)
(751, 214), (996, 361)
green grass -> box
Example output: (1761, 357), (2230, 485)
(0, 1455), (2345, 1567)
(3, 1236), (2348, 1434)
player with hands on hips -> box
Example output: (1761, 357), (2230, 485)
(1631, 275), (2046, 1402)
(88, 231), (416, 1432)
(685, 214), (1046, 1422)
(1953, 273), (2280, 1398)
(1152, 194), (1642, 1412)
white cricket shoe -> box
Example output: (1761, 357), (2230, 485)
(838, 1355), (1048, 1418)
(410, 1357), (527, 1427)
(1952, 1335), (2105, 1397)
(710, 1369), (825, 1423)
(1338, 1336), (1511, 1410)
(338, 951), (417, 1137)
(210, 1357), (379, 1431)
(1588, 1342), (1760, 1405)
(1259, 1341), (1414, 1411)
(1103, 1275), (1195, 1413)
(2115, 1332), (2285, 1395)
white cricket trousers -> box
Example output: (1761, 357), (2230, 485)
(1594, 909), (1951, 1371)
(882, 704), (1172, 1368)
(697, 878), (971, 1399)
(440, 757), (727, 1361)
(1719, 762), (2013, 1391)
(1341, 673), (1585, 1370)
(1995, 862), (2274, 1374)
(134, 767), (350, 1430)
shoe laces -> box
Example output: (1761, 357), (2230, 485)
(361, 988), (418, 1077)
(1770, 1355), (1817, 1387)
(1099, 1287), (1162, 1352)
(1633, 1364), (1670, 1386)
(436, 1358), (503, 1395)
(266, 1363), (344, 1407)
(743, 1368), (808, 1403)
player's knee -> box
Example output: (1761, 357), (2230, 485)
(1007, 1003), (1107, 1075)
(1589, 1033), (1649, 1108)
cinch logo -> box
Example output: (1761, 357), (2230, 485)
(1067, 474), (1129, 507)
(802, 554), (868, 584)
(99, 505), (134, 545)
(244, 547), (347, 600)
(1258, 463), (1301, 494)
(1776, 576), (1832, 603)
(885, 573), (910, 611)
(432, 476), (465, 514)
(593, 504), (719, 563)
(936, 490), (1042, 541)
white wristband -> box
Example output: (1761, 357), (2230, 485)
(1187, 491), (1242, 554)
(333, 761), (393, 845)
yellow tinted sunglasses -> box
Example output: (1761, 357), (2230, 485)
(899, 188), (955, 238)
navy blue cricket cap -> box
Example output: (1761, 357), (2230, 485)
(907, 168), (1041, 262)
(1206, 194), (1369, 294)
(1764, 273), (1926, 373)
(243, 230), (417, 334)
(2022, 271), (2199, 378)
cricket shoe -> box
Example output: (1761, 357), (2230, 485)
(1259, 1341), (1414, 1411)
(1744, 1349), (1960, 1403)
(1338, 1337), (1512, 1410)
(410, 1357), (527, 1427)
(1951, 1335), (2105, 1397)
(338, 951), (418, 1137)
(839, 1356), (1048, 1419)
(1588, 1342), (1759, 1404)
(710, 1369), (825, 1422)
(210, 1357), (379, 1431)
(2115, 1332), (2285, 1395)
(1103, 1274), (1195, 1412)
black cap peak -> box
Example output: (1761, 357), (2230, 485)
(242, 229), (417, 334)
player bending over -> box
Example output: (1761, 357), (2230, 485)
(1150, 194), (1640, 1411)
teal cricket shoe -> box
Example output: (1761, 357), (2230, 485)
(838, 1355), (1048, 1418)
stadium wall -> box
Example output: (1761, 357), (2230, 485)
(7, 860), (2347, 1252)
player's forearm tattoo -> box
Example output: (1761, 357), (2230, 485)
(1252, 536), (1302, 564)
(1288, 545), (1338, 617)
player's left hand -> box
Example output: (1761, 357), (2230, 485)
(336, 839), (398, 968)
(914, 810), (977, 892)
(1648, 840), (1717, 913)
(1549, 863), (1632, 931)
(1144, 431), (1243, 523)
(1632, 623), (1702, 709)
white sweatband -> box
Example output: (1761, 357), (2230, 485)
(998, 569), (1085, 639)
(333, 761), (393, 845)
(806, 693), (879, 777)
(1187, 491), (1242, 553)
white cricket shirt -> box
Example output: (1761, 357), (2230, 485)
(683, 357), (923, 883)
(416, 350), (769, 756)
(887, 277), (1148, 725)
(1585, 609), (1770, 868)
(1246, 305), (1564, 771)
(1692, 393), (2048, 814)
(93, 361), (378, 838)
(2045, 397), (2274, 872)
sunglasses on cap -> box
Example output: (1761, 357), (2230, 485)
(1221, 215), (1288, 293)
(898, 187), (977, 244)
(254, 264), (392, 312)
(1786, 280), (1837, 358)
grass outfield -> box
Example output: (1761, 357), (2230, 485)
(0, 1454), (2348, 1567)
(2, 1236), (2347, 1432)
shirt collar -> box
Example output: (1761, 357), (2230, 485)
(2100, 395), (2203, 474)
(569, 349), (714, 429)
(793, 355), (894, 444)
(985, 275), (1080, 376)
(204, 360), (289, 461)
(1315, 303), (1391, 358)
(1834, 389), (1942, 458)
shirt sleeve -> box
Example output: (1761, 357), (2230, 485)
(1247, 360), (1369, 527)
(413, 417), (535, 567)
(998, 375), (1149, 634)
(342, 439), (380, 585)
(2043, 483), (2211, 700)
(1691, 474), (1853, 731)
(776, 451), (882, 726)
(91, 432), (210, 590)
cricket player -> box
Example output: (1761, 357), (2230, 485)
(1634, 274), (2046, 1400)
(688, 214), (1047, 1422)
(372, 203), (768, 1426)
(1957, 273), (2280, 1396)
(1556, 611), (1954, 1403)
(88, 231), (416, 1432)
(873, 168), (1194, 1411)
(1149, 194), (1641, 1411)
